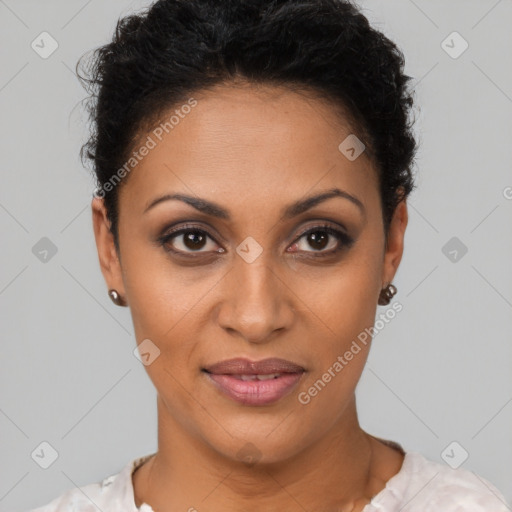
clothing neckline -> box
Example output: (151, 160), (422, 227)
(125, 439), (413, 512)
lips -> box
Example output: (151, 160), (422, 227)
(203, 357), (305, 375)
(202, 358), (305, 406)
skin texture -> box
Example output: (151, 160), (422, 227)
(92, 82), (408, 512)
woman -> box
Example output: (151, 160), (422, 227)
(30, 0), (509, 510)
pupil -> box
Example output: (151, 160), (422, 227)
(184, 231), (205, 250)
(309, 231), (328, 250)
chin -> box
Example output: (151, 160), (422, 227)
(198, 412), (315, 466)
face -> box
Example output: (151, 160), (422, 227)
(92, 83), (407, 463)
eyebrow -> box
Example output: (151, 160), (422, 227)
(143, 187), (365, 219)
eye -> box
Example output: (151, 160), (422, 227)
(158, 224), (224, 255)
(158, 222), (354, 259)
(287, 224), (354, 257)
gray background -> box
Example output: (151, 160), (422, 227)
(1, 0), (511, 509)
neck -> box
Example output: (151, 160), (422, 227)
(134, 394), (388, 512)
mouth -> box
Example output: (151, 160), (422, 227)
(202, 358), (305, 406)
(221, 373), (283, 381)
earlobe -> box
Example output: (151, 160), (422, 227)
(91, 197), (126, 302)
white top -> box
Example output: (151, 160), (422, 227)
(28, 448), (510, 512)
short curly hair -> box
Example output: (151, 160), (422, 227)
(77, 0), (418, 252)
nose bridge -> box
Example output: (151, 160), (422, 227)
(236, 256), (276, 301)
(217, 251), (291, 343)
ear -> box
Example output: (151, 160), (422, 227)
(381, 197), (408, 288)
(91, 197), (127, 305)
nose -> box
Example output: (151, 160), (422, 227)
(216, 257), (295, 345)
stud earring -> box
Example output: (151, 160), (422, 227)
(108, 289), (126, 307)
(378, 283), (397, 306)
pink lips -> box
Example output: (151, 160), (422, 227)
(203, 357), (305, 406)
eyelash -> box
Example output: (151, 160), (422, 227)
(157, 222), (354, 259)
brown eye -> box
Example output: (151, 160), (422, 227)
(306, 231), (330, 251)
(159, 225), (224, 255)
(288, 225), (354, 256)
(181, 230), (208, 251)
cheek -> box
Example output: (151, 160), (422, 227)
(296, 273), (376, 414)
(290, 243), (382, 400)
(119, 235), (195, 337)
(293, 254), (382, 340)
(119, 244), (215, 390)
(123, 257), (204, 415)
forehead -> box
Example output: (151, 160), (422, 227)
(119, 83), (379, 217)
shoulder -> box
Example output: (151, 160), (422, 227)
(27, 478), (112, 512)
(25, 453), (155, 512)
(369, 450), (510, 512)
